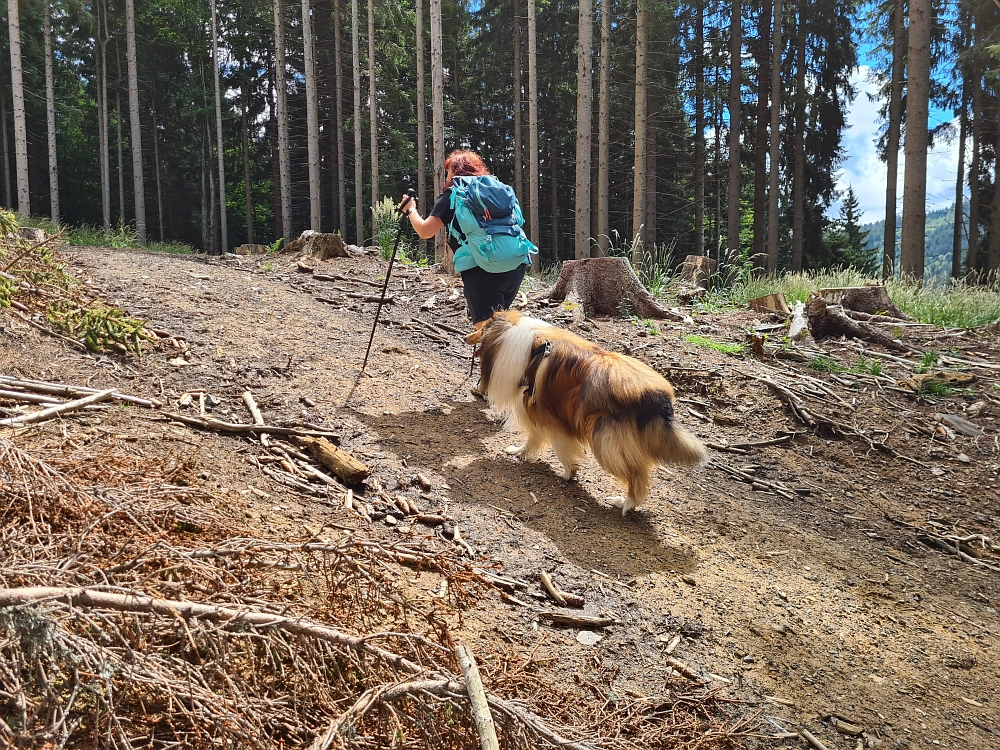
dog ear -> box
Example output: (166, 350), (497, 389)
(465, 328), (485, 345)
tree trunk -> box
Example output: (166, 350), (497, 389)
(334, 0), (347, 235)
(990, 96), (1000, 272)
(574, 0), (594, 260)
(275, 0), (293, 241)
(882, 0), (904, 279)
(726, 0), (741, 260)
(210, 0), (227, 253)
(416, 0), (426, 220)
(7, 0), (30, 213)
(766, 0), (782, 272)
(208, 132), (217, 254)
(299, 0), (320, 231)
(241, 74), (254, 244)
(124, 0), (146, 243)
(751, 0), (771, 272)
(43, 0), (60, 224)
(596, 0), (610, 256)
(548, 258), (683, 320)
(969, 63), (981, 274)
(899, 0), (930, 279)
(152, 94), (164, 241)
(527, 0), (539, 253)
(693, 0), (705, 257)
(201, 134), (208, 249)
(352, 0), (365, 244)
(0, 88), (10, 208)
(430, 0), (445, 265)
(513, 0), (522, 205)
(631, 0), (648, 264)
(367, 0), (379, 210)
(645, 104), (656, 250)
(96, 0), (111, 232)
(791, 8), (805, 272)
(952, 71), (967, 280)
(116, 53), (125, 224)
(550, 146), (558, 262)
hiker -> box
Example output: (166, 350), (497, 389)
(399, 149), (536, 330)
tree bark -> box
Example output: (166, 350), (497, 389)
(899, 0), (930, 279)
(152, 93), (164, 241)
(527, 0), (539, 254)
(416, 0), (426, 220)
(116, 48), (125, 224)
(969, 62), (981, 274)
(7, 0), (30, 213)
(574, 0), (594, 260)
(951, 71), (967, 279)
(124, 0), (146, 243)
(882, 0), (904, 279)
(548, 257), (682, 320)
(96, 0), (111, 232)
(334, 0), (347, 235)
(210, 0), (228, 253)
(513, 0), (523, 205)
(299, 0), (321, 231)
(766, 0), (782, 272)
(990, 96), (1000, 272)
(791, 8), (805, 272)
(353, 0), (365, 244)
(549, 145), (558, 261)
(275, 0), (293, 241)
(596, 0), (610, 256)
(0, 88), (10, 208)
(241, 74), (254, 244)
(726, 0), (741, 260)
(430, 0), (445, 264)
(631, 0), (648, 264)
(645, 102), (656, 250)
(367, 0), (379, 210)
(694, 0), (705, 257)
(751, 0), (771, 272)
(43, 0), (60, 224)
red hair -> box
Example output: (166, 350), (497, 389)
(443, 150), (490, 189)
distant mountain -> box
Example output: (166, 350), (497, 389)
(862, 205), (964, 281)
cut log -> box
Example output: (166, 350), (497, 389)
(547, 257), (682, 320)
(805, 295), (916, 354)
(748, 293), (790, 314)
(815, 285), (907, 319)
(282, 230), (348, 260)
(293, 435), (371, 485)
(234, 243), (270, 255)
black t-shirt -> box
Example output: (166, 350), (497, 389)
(429, 188), (459, 251)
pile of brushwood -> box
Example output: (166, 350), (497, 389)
(0, 432), (757, 749)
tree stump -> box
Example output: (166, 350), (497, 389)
(282, 230), (348, 260)
(816, 285), (907, 319)
(547, 257), (682, 320)
(679, 255), (717, 290)
(805, 294), (915, 353)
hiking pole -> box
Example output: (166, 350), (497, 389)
(358, 189), (415, 378)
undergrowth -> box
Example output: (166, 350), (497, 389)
(1, 209), (151, 354)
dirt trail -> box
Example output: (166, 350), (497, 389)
(5, 245), (999, 749)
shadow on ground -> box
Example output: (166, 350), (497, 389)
(354, 400), (697, 576)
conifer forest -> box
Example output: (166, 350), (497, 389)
(0, 0), (997, 279)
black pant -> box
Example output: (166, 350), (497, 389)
(461, 264), (528, 324)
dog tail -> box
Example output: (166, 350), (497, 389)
(656, 423), (709, 466)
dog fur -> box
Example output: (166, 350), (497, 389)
(467, 310), (707, 515)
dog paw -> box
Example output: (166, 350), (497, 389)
(608, 496), (636, 516)
(561, 467), (578, 481)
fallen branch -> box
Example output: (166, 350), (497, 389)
(0, 388), (116, 427)
(456, 643), (500, 750)
(0, 375), (162, 408)
(9, 310), (88, 351)
(160, 412), (340, 439)
(539, 571), (584, 608)
(538, 610), (616, 628)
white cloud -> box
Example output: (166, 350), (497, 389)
(834, 66), (960, 224)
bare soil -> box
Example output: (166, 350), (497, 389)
(4, 245), (999, 749)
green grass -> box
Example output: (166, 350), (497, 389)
(914, 349), (940, 374)
(685, 267), (1000, 329)
(923, 382), (957, 397)
(629, 316), (661, 336)
(807, 355), (884, 377)
(684, 334), (747, 355)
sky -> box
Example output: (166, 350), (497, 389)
(834, 65), (961, 226)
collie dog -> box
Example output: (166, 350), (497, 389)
(466, 310), (707, 515)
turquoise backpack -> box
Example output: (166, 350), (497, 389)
(448, 175), (537, 274)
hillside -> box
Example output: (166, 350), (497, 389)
(862, 204), (964, 280)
